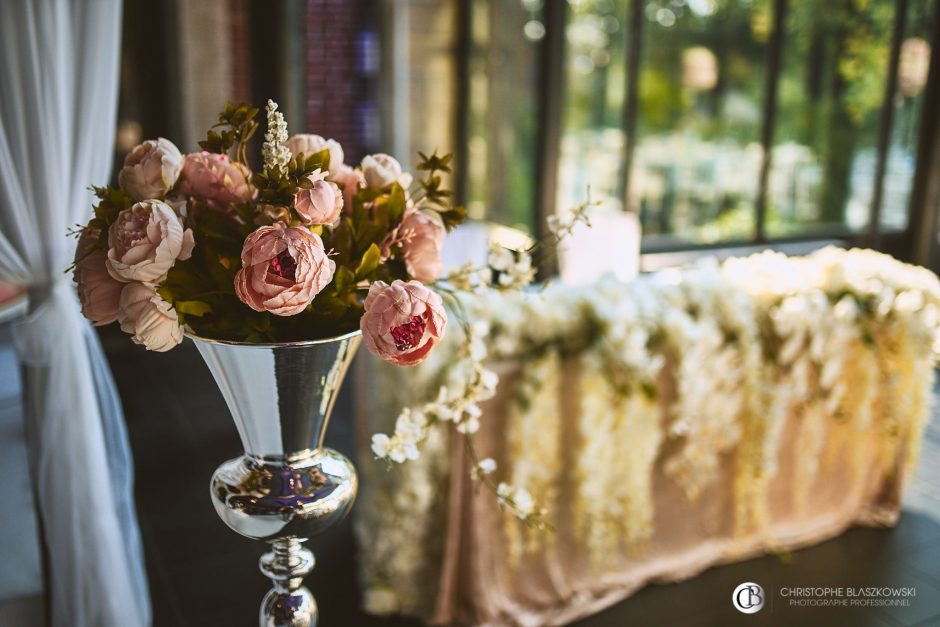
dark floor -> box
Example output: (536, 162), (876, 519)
(3, 323), (940, 626)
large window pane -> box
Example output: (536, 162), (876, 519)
(466, 0), (543, 231)
(880, 0), (934, 230)
(767, 0), (896, 236)
(634, 0), (769, 246)
(556, 0), (629, 215)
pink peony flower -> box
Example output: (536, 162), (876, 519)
(178, 151), (254, 208)
(118, 138), (183, 201)
(399, 210), (445, 283)
(293, 170), (343, 225)
(73, 228), (125, 326)
(117, 282), (183, 352)
(285, 134), (345, 176)
(332, 164), (365, 214)
(361, 153), (412, 190)
(235, 223), (335, 316)
(360, 280), (447, 366)
(106, 200), (195, 283)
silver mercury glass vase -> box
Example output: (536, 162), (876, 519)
(189, 329), (361, 627)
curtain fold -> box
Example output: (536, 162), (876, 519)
(0, 1), (151, 626)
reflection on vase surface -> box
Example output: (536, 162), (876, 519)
(189, 330), (362, 627)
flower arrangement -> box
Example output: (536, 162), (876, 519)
(73, 100), (464, 353)
(72, 99), (592, 523)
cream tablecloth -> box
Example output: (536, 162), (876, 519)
(355, 249), (937, 626)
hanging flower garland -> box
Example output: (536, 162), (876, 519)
(358, 246), (940, 618)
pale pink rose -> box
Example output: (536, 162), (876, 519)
(361, 153), (412, 190)
(285, 134), (345, 176)
(235, 223), (335, 316)
(399, 210), (445, 283)
(332, 164), (365, 214)
(293, 169), (343, 225)
(178, 151), (254, 208)
(360, 280), (447, 366)
(73, 229), (124, 326)
(118, 138), (183, 201)
(107, 200), (195, 283)
(117, 282), (183, 352)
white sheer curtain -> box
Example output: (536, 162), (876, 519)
(0, 1), (151, 626)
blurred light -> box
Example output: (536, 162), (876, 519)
(524, 20), (546, 41)
(899, 37), (931, 97)
(573, 54), (595, 74)
(688, 0), (716, 16)
(602, 15), (620, 33)
(682, 46), (718, 91)
(115, 120), (142, 153)
(656, 7), (676, 27)
(592, 49), (611, 67)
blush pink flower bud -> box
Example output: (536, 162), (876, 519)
(399, 210), (445, 283)
(285, 134), (345, 176)
(106, 200), (195, 283)
(332, 164), (365, 214)
(178, 151), (254, 208)
(235, 223), (336, 316)
(118, 138), (183, 201)
(117, 282), (183, 352)
(293, 170), (343, 225)
(73, 228), (124, 326)
(361, 153), (412, 190)
(360, 280), (447, 366)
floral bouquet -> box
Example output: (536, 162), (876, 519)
(73, 99), (591, 524)
(72, 100), (463, 361)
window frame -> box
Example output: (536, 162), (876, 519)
(453, 0), (940, 270)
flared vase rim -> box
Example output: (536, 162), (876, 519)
(185, 327), (362, 349)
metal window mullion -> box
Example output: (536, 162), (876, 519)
(453, 0), (472, 207)
(910, 0), (940, 267)
(868, 0), (910, 247)
(755, 0), (788, 243)
(535, 0), (567, 277)
(618, 0), (643, 214)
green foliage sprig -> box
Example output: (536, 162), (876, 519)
(198, 102), (260, 166)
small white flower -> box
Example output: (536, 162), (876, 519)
(371, 433), (391, 458)
(546, 214), (563, 238)
(262, 99), (291, 176)
(488, 244), (515, 272)
(478, 458), (497, 474)
(457, 405), (480, 433)
(513, 488), (535, 518)
(496, 482), (512, 499)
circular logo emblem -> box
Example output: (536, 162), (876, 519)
(732, 582), (765, 614)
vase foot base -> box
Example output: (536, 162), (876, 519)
(260, 586), (317, 627)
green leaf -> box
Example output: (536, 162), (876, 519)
(334, 266), (355, 292)
(438, 205), (466, 231)
(417, 150), (453, 173)
(312, 295), (350, 317)
(355, 243), (381, 280)
(175, 300), (213, 317)
(386, 184), (407, 225)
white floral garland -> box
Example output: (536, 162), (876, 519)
(357, 247), (940, 619)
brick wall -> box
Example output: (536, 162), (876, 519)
(305, 0), (380, 162)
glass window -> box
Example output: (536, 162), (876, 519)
(766, 0), (897, 237)
(633, 0), (769, 246)
(881, 0), (934, 230)
(465, 0), (544, 231)
(556, 0), (629, 215)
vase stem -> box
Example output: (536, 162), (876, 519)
(259, 536), (318, 626)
